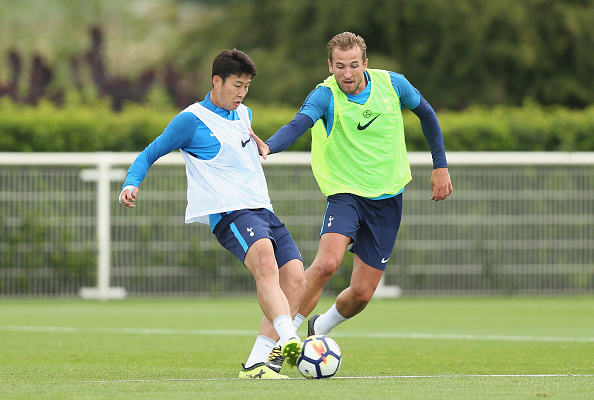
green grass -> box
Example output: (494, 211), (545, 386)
(1, 296), (593, 399)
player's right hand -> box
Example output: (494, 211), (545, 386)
(120, 187), (138, 208)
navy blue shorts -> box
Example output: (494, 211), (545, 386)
(320, 193), (403, 271)
(212, 208), (302, 267)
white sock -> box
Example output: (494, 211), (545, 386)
(245, 335), (276, 368)
(293, 313), (306, 332)
(315, 303), (348, 335)
(276, 313), (306, 347)
(273, 314), (299, 345)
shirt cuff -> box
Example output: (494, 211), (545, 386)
(119, 185), (136, 203)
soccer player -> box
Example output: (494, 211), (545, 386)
(252, 32), (453, 346)
(119, 49), (305, 379)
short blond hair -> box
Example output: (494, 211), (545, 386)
(327, 32), (367, 63)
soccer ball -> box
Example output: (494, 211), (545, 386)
(297, 335), (342, 379)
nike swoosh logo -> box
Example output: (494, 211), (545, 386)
(357, 115), (379, 130)
(381, 258), (390, 264)
(241, 138), (251, 147)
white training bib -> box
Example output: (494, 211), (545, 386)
(180, 103), (272, 224)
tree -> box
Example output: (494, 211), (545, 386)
(172, 0), (594, 109)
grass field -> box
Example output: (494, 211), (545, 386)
(1, 296), (593, 399)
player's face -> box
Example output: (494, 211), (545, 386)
(328, 46), (368, 95)
(210, 73), (251, 111)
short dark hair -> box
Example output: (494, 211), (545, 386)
(211, 49), (257, 82)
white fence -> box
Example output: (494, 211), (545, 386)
(1, 152), (593, 298)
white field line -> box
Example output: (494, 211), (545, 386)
(82, 374), (594, 383)
(2, 325), (594, 343)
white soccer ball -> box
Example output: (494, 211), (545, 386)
(297, 335), (342, 379)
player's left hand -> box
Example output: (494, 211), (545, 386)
(249, 128), (270, 159)
(430, 167), (453, 201)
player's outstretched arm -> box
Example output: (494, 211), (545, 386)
(430, 168), (453, 201)
(249, 128), (270, 159)
(120, 186), (139, 208)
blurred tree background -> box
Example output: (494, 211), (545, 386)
(179, 0), (594, 110)
(1, 0), (593, 150)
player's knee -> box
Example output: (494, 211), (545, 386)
(259, 253), (277, 272)
(313, 257), (341, 281)
(249, 253), (277, 281)
(350, 285), (374, 306)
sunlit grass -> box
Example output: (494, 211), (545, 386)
(1, 296), (593, 399)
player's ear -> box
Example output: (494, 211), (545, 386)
(327, 60), (333, 73)
(212, 75), (222, 87)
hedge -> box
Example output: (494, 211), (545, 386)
(404, 101), (594, 152)
(1, 98), (593, 153)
